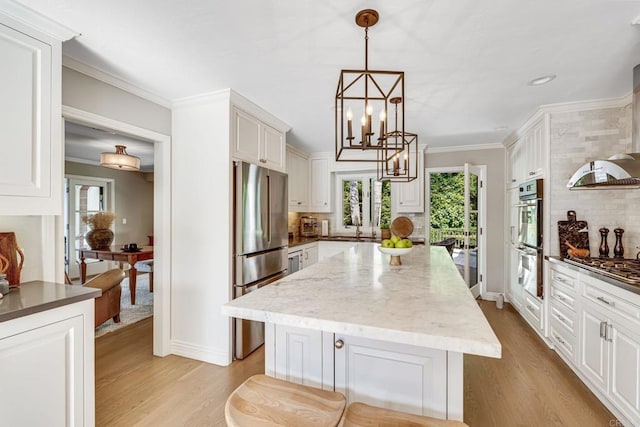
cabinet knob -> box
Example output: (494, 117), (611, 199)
(529, 171), (535, 176)
(399, 202), (403, 205)
(511, 179), (516, 183)
(260, 159), (267, 163)
(335, 339), (344, 349)
(324, 202), (327, 205)
(297, 202), (302, 205)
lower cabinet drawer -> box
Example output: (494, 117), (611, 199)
(523, 294), (543, 331)
(550, 323), (576, 364)
(550, 303), (577, 336)
(582, 278), (640, 327)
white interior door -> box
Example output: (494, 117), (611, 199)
(65, 176), (114, 279)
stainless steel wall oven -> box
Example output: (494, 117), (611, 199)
(517, 179), (543, 298)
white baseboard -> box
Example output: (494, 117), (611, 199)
(481, 291), (502, 301)
(170, 340), (231, 366)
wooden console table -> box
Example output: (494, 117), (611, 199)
(78, 247), (153, 305)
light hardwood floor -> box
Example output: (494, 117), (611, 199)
(96, 301), (616, 426)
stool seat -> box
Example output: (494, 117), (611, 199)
(226, 375), (346, 427)
(338, 402), (468, 427)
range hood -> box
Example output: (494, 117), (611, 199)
(567, 64), (640, 190)
(567, 153), (640, 189)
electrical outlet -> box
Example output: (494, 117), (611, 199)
(122, 218), (127, 225)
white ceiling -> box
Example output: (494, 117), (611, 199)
(65, 122), (155, 172)
(17, 0), (640, 153)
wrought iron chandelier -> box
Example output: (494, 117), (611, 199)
(377, 97), (418, 182)
(335, 9), (406, 163)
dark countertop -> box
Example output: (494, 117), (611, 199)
(288, 235), (426, 248)
(0, 281), (100, 323)
(546, 256), (640, 296)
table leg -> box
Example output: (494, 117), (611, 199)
(80, 257), (87, 284)
(129, 264), (137, 305)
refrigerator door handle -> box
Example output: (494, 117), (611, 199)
(267, 174), (271, 243)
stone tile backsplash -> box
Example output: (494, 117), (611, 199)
(288, 211), (425, 238)
(548, 104), (639, 257)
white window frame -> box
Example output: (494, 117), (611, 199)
(334, 172), (389, 234)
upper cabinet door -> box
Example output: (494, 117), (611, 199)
(233, 108), (261, 162)
(393, 152), (424, 213)
(0, 23), (59, 214)
(309, 157), (331, 212)
(262, 125), (285, 172)
(232, 107), (286, 173)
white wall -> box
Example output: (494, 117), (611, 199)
(62, 67), (171, 135)
(424, 148), (506, 294)
(171, 91), (232, 365)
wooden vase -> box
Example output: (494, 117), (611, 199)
(85, 228), (114, 250)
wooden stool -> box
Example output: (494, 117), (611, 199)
(225, 375), (346, 427)
(338, 402), (469, 427)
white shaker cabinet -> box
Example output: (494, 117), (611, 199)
(232, 107), (286, 173)
(0, 19), (64, 214)
(309, 156), (331, 212)
(273, 325), (325, 389)
(609, 321), (640, 424)
(287, 147), (309, 211)
(0, 298), (95, 427)
(302, 243), (318, 268)
(334, 333), (448, 418)
(579, 302), (610, 396)
(505, 116), (546, 188)
(393, 149), (424, 213)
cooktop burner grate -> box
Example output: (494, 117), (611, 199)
(564, 257), (640, 285)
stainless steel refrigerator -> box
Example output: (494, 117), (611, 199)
(233, 161), (288, 359)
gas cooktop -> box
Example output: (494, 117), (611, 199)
(564, 257), (640, 285)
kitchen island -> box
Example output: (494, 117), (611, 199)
(223, 244), (501, 421)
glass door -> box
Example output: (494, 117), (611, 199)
(65, 176), (113, 280)
(464, 163), (481, 297)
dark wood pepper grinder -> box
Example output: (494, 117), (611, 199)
(599, 227), (610, 258)
(614, 228), (625, 258)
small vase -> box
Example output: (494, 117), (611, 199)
(85, 228), (114, 250)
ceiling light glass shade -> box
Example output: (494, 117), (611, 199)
(100, 145), (140, 171)
(335, 9), (406, 163)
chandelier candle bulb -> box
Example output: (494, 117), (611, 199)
(379, 110), (385, 140)
(404, 153), (408, 171)
(366, 104), (373, 134)
(394, 154), (400, 176)
(361, 116), (366, 146)
(347, 108), (354, 140)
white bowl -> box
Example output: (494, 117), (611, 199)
(377, 246), (413, 256)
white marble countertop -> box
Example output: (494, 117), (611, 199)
(223, 244), (501, 358)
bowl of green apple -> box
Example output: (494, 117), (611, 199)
(377, 235), (413, 265)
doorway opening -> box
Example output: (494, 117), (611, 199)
(426, 164), (486, 298)
(61, 106), (171, 357)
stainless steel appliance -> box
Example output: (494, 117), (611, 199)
(288, 250), (303, 275)
(517, 179), (544, 298)
(300, 216), (318, 237)
(233, 161), (288, 359)
(564, 257), (640, 285)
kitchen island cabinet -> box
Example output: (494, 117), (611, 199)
(223, 245), (501, 421)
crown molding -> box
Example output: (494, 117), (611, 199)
(63, 56), (172, 108)
(172, 88), (231, 109)
(0, 0), (78, 41)
(286, 144), (309, 158)
(426, 142), (504, 154)
(229, 90), (291, 133)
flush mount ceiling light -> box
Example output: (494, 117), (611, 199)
(100, 145), (140, 171)
(528, 74), (556, 86)
(335, 9), (405, 163)
(377, 97), (417, 182)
